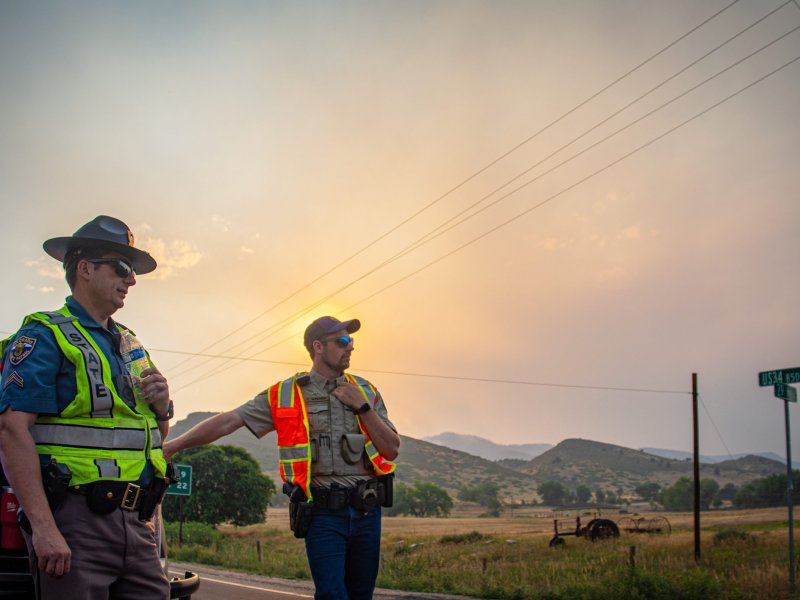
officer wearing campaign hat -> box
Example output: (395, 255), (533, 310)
(0, 215), (172, 599)
(43, 214), (158, 275)
(164, 314), (400, 600)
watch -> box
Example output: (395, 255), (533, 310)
(150, 400), (174, 422)
(356, 402), (371, 415)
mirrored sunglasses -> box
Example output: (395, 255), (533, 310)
(322, 335), (354, 348)
(87, 258), (135, 278)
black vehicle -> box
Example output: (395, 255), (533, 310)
(0, 466), (199, 600)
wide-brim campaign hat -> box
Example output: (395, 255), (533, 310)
(43, 215), (157, 275)
(304, 316), (361, 351)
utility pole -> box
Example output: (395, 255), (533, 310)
(692, 372), (700, 564)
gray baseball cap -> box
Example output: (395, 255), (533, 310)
(303, 316), (361, 352)
(43, 215), (157, 275)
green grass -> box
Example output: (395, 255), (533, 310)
(166, 521), (800, 599)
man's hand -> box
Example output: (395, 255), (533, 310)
(32, 525), (71, 577)
(331, 382), (364, 410)
(138, 367), (170, 408)
(163, 440), (177, 461)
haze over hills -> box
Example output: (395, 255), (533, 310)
(423, 432), (787, 465)
(422, 432), (553, 461)
(170, 413), (785, 502)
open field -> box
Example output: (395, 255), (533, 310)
(170, 505), (800, 600)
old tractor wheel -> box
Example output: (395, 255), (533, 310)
(549, 536), (566, 548)
(647, 516), (671, 535)
(589, 519), (620, 541)
(616, 516), (636, 534)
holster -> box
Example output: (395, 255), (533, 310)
(378, 473), (394, 508)
(351, 480), (380, 512)
(41, 460), (71, 513)
(289, 501), (314, 538)
(138, 477), (167, 521)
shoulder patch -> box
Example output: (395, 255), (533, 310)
(9, 336), (37, 366)
(2, 370), (24, 389)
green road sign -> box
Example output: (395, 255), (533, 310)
(167, 464), (192, 496)
(759, 367), (800, 387)
(776, 383), (798, 403)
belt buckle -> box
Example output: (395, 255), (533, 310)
(121, 483), (142, 511)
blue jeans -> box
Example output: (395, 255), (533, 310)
(304, 505), (382, 600)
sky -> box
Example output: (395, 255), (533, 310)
(1, 0), (798, 461)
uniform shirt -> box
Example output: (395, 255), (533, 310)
(0, 296), (152, 481)
(235, 369), (395, 489)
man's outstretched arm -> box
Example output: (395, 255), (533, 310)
(163, 411), (245, 460)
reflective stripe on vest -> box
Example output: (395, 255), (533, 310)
(41, 312), (113, 417)
(17, 307), (166, 485)
(344, 373), (396, 476)
(269, 375), (312, 499)
(270, 372), (396, 501)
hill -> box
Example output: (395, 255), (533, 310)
(501, 438), (785, 494)
(640, 447), (786, 465)
(422, 432), (553, 461)
(169, 414), (784, 502)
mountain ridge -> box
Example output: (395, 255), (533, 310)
(170, 413), (785, 502)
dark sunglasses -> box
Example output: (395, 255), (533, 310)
(321, 335), (354, 348)
(87, 258), (135, 278)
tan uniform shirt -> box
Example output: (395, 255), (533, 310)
(234, 370), (396, 489)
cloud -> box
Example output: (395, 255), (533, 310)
(211, 215), (230, 233)
(26, 284), (56, 293)
(619, 225), (641, 240)
(589, 233), (607, 249)
(594, 266), (627, 283)
(537, 238), (562, 251)
(25, 257), (63, 279)
(240, 246), (255, 254)
(140, 238), (202, 280)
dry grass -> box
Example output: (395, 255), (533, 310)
(188, 505), (799, 600)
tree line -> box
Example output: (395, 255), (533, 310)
(162, 445), (799, 525)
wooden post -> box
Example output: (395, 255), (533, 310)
(178, 496), (185, 546)
(257, 540), (263, 563)
(692, 372), (700, 564)
(629, 545), (636, 569)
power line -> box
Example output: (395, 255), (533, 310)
(172, 11), (800, 386)
(172, 51), (800, 392)
(151, 347), (689, 395)
(167, 0), (745, 378)
(698, 393), (737, 463)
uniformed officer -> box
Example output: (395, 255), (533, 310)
(0, 215), (174, 600)
(164, 315), (400, 600)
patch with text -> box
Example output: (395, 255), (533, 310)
(9, 336), (37, 366)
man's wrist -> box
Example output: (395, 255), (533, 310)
(150, 399), (174, 422)
(356, 402), (371, 415)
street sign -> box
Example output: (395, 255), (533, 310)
(167, 464), (192, 496)
(758, 367), (800, 387)
(776, 383), (798, 403)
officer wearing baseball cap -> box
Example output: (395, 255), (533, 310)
(0, 215), (173, 599)
(164, 314), (400, 600)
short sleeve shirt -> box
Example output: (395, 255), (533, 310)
(235, 370), (395, 487)
(0, 296), (150, 478)
(0, 296), (137, 416)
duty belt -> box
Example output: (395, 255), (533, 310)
(311, 479), (382, 512)
(71, 478), (167, 520)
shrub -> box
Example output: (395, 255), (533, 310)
(165, 520), (220, 546)
(440, 531), (485, 544)
(713, 527), (758, 545)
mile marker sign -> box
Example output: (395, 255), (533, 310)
(776, 383), (798, 403)
(758, 367), (800, 387)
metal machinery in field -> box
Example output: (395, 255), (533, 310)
(548, 515), (620, 547)
(616, 515), (672, 536)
